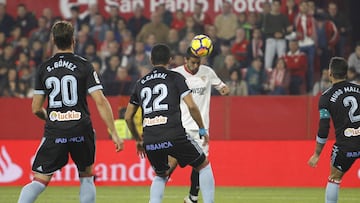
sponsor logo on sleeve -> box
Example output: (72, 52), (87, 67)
(93, 71), (100, 84)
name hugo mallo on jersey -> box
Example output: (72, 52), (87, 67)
(330, 86), (360, 103)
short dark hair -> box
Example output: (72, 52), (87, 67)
(151, 44), (171, 65)
(51, 21), (74, 50)
(70, 5), (80, 12)
(185, 47), (199, 59)
(329, 57), (348, 79)
(229, 67), (242, 79)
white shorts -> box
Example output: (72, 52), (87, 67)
(187, 129), (209, 156)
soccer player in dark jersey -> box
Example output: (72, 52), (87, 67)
(308, 57), (360, 203)
(17, 21), (124, 203)
(125, 44), (215, 203)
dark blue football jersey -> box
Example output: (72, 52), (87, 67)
(34, 53), (103, 137)
(129, 66), (191, 143)
(318, 81), (360, 150)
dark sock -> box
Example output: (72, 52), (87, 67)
(189, 168), (200, 197)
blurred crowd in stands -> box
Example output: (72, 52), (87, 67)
(0, 0), (356, 98)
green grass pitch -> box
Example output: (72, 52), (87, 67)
(1, 186), (359, 202)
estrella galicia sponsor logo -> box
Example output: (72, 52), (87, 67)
(49, 110), (81, 121)
(0, 146), (23, 183)
(146, 141), (173, 151)
(55, 136), (85, 144)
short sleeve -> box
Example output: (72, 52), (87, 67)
(33, 67), (45, 95)
(208, 67), (225, 90)
(318, 95), (330, 119)
(317, 94), (331, 141)
(129, 82), (140, 106)
(86, 63), (103, 94)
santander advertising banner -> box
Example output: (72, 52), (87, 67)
(1, 140), (360, 187)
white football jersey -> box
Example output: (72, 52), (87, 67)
(172, 64), (226, 130)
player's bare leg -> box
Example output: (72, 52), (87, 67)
(17, 173), (51, 203)
(194, 159), (214, 203)
(79, 165), (96, 203)
(326, 166), (344, 203)
(167, 156), (178, 178)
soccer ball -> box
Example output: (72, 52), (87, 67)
(190, 34), (213, 57)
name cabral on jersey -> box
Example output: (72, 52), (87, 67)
(46, 59), (77, 72)
(141, 72), (167, 84)
(330, 86), (360, 103)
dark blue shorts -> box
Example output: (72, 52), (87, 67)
(32, 131), (95, 174)
(331, 144), (360, 172)
(144, 134), (206, 176)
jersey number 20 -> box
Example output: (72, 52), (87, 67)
(45, 75), (78, 108)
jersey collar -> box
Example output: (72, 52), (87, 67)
(184, 64), (196, 75)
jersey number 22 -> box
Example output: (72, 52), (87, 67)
(141, 84), (168, 114)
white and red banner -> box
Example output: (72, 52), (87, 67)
(0, 96), (325, 140)
(5, 0), (271, 20)
(1, 140), (360, 187)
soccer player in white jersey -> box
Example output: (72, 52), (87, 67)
(172, 47), (230, 203)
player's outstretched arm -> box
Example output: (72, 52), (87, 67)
(90, 90), (124, 152)
(125, 103), (146, 158)
(32, 94), (47, 120)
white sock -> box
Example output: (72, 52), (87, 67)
(149, 176), (167, 203)
(326, 181), (340, 203)
(199, 163), (215, 203)
(18, 181), (46, 203)
(80, 176), (96, 203)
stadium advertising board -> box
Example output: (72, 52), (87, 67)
(1, 140), (359, 187)
(5, 0), (269, 20)
(0, 96), (323, 140)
